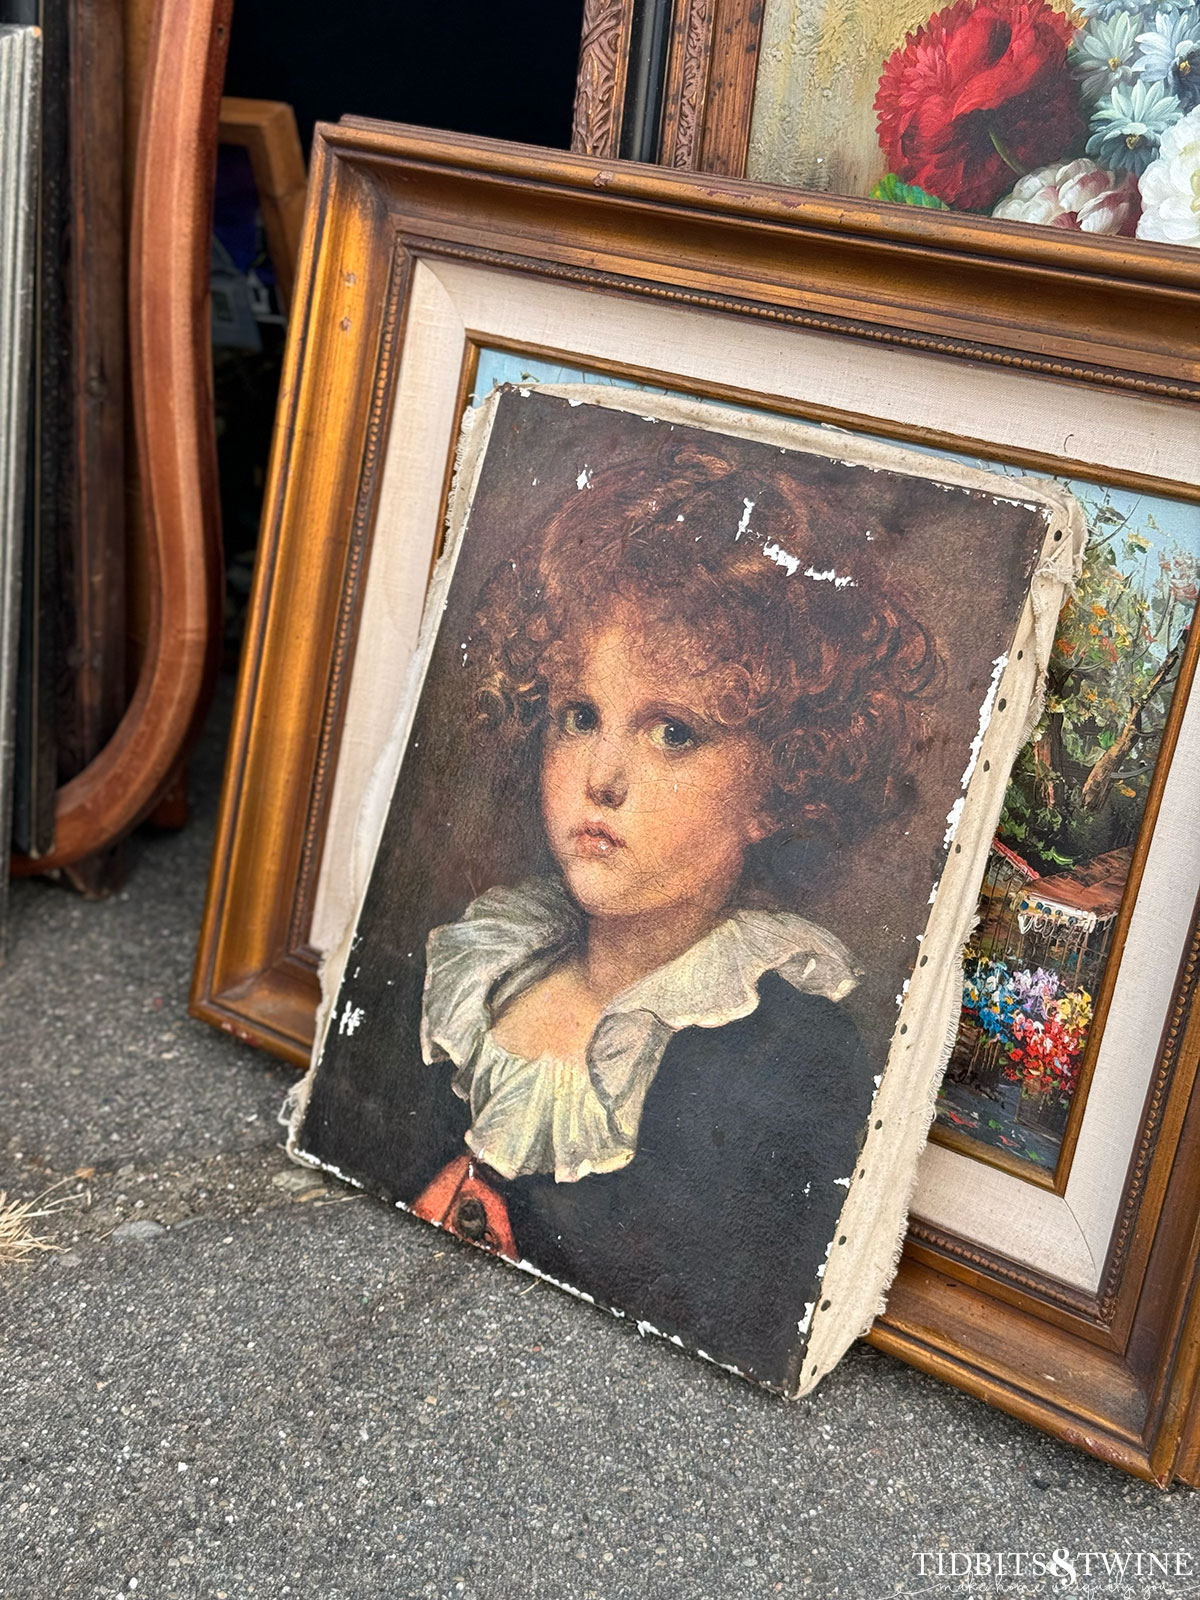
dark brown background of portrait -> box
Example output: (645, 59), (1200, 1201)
(302, 389), (1051, 1192)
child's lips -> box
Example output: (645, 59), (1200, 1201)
(572, 822), (626, 857)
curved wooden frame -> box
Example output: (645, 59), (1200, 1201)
(11, 0), (228, 873)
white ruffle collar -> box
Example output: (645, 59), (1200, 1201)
(419, 878), (858, 1183)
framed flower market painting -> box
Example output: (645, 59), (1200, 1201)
(573, 0), (1200, 246)
(932, 479), (1200, 1188)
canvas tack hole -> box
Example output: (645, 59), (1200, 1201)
(996, 698), (1007, 712)
(821, 1300), (831, 1311)
(874, 1120), (882, 1130)
(899, 1023), (907, 1034)
(838, 1235), (846, 1245)
(919, 954), (928, 966)
(954, 843), (961, 853)
(982, 760), (990, 772)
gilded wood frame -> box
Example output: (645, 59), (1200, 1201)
(191, 120), (1200, 1482)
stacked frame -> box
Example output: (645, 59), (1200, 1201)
(191, 119), (1200, 1482)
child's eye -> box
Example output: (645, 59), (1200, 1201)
(560, 703), (598, 736)
(649, 717), (699, 752)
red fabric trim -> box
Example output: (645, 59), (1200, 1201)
(413, 1153), (518, 1260)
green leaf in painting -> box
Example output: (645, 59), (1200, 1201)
(1039, 845), (1077, 869)
(995, 486), (1200, 872)
(871, 173), (950, 209)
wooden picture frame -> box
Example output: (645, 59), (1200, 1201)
(573, 0), (762, 175)
(573, 0), (1200, 256)
(217, 97), (307, 314)
(191, 118), (1200, 1483)
(0, 19), (41, 943)
(2, 0), (129, 892)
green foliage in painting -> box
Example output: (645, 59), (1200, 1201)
(998, 496), (1198, 871)
(870, 173), (950, 209)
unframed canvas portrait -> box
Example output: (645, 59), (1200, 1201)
(294, 387), (1071, 1392)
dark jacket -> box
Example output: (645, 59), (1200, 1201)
(303, 964), (874, 1393)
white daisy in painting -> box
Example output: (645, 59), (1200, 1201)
(1135, 5), (1200, 108)
(1137, 102), (1200, 241)
(1088, 77), (1183, 170)
(1072, 12), (1141, 104)
(1074, 0), (1151, 19)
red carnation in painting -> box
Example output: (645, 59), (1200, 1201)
(875, 0), (1085, 211)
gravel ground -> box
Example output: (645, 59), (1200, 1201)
(2, 692), (1198, 1600)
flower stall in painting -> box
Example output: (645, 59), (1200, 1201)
(873, 0), (1200, 242)
(938, 846), (1120, 1169)
(934, 480), (1200, 1173)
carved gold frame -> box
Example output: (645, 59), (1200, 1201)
(573, 0), (763, 174)
(192, 119), (1200, 1483)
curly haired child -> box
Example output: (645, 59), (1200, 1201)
(410, 436), (938, 1384)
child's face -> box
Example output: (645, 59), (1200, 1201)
(541, 611), (772, 928)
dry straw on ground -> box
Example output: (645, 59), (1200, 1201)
(0, 1184), (75, 1264)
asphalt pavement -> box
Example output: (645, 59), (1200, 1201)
(2, 689), (1198, 1600)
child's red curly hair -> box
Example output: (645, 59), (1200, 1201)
(469, 438), (939, 848)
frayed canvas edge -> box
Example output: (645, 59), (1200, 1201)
(791, 487), (1087, 1399)
(528, 383), (1092, 536)
(283, 390), (505, 1160)
(397, 1203), (761, 1387)
(267, 1152), (775, 1389)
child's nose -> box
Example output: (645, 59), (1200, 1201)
(585, 741), (628, 809)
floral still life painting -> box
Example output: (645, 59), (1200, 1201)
(749, 0), (1200, 243)
(289, 386), (1083, 1396)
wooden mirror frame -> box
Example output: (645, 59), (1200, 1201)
(217, 96), (307, 313)
(10, 0), (229, 873)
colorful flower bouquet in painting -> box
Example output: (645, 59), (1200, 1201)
(874, 0), (1200, 244)
(954, 956), (1093, 1129)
